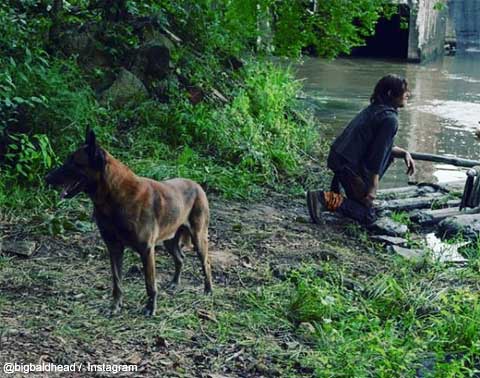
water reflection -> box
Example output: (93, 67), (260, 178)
(296, 54), (480, 188)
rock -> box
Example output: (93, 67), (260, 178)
(99, 69), (148, 107)
(131, 44), (171, 81)
(298, 322), (316, 335)
(370, 235), (408, 246)
(58, 28), (92, 56)
(144, 45), (171, 78)
(143, 27), (175, 50)
(409, 210), (434, 226)
(341, 278), (364, 292)
(1, 240), (37, 257)
(388, 245), (425, 260)
(438, 213), (480, 240)
(254, 362), (281, 377)
(57, 23), (113, 70)
(125, 352), (142, 365)
(272, 264), (292, 280)
(129, 31), (173, 82)
(368, 217), (408, 236)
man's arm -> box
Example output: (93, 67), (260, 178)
(365, 172), (380, 207)
(392, 146), (415, 175)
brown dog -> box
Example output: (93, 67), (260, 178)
(45, 129), (212, 316)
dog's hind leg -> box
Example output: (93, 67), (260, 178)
(164, 234), (185, 291)
(107, 241), (125, 315)
(140, 245), (157, 316)
(190, 219), (213, 294)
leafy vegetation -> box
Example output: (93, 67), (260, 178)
(391, 211), (412, 227)
(0, 0), (396, 207)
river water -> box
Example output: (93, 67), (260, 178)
(296, 54), (480, 189)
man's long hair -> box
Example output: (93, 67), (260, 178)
(370, 74), (408, 106)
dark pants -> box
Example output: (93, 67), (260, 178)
(331, 167), (376, 225)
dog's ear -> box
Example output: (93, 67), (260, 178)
(86, 128), (96, 148)
(85, 129), (105, 171)
(94, 148), (106, 172)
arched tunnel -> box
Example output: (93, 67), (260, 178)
(350, 5), (410, 59)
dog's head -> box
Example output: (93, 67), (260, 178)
(45, 129), (106, 199)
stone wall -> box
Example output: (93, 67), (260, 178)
(407, 0), (447, 62)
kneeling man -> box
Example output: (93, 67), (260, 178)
(307, 74), (416, 225)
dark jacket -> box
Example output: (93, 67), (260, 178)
(327, 104), (398, 179)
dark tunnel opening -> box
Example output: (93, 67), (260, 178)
(350, 5), (410, 59)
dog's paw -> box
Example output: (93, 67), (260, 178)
(143, 306), (156, 317)
(165, 280), (180, 293)
(109, 302), (122, 317)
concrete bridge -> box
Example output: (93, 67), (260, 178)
(447, 0), (480, 51)
(352, 0), (447, 62)
(357, 0), (480, 61)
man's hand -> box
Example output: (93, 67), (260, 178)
(392, 146), (416, 176)
(363, 191), (376, 207)
(404, 151), (415, 176)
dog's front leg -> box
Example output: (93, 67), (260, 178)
(107, 241), (125, 316)
(140, 246), (157, 316)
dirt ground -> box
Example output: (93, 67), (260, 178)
(0, 192), (391, 377)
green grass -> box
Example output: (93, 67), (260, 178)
(1, 226), (480, 377)
(390, 211), (412, 227)
(230, 265), (480, 378)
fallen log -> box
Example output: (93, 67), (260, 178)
(414, 205), (480, 227)
(411, 152), (480, 168)
(376, 194), (460, 212)
(377, 184), (440, 200)
(410, 207), (466, 227)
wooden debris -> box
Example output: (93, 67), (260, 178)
(197, 309), (218, 323)
(388, 245), (425, 260)
(160, 27), (182, 43)
(211, 88), (228, 103)
(424, 233), (468, 264)
(370, 235), (408, 246)
(1, 240), (37, 257)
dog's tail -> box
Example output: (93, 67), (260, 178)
(177, 225), (193, 249)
